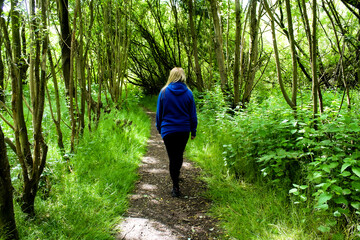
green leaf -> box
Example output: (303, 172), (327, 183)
(333, 196), (348, 205)
(289, 188), (298, 194)
(341, 171), (351, 177)
(318, 192), (332, 205)
(316, 203), (329, 210)
(342, 189), (351, 195)
(341, 163), (352, 173)
(326, 219), (337, 227)
(351, 182), (360, 191)
(351, 202), (360, 210)
(333, 211), (341, 217)
(299, 185), (308, 190)
(352, 167), (360, 178)
(328, 162), (339, 169)
(300, 195), (307, 202)
(318, 225), (330, 233)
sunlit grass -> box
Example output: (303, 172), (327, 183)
(14, 103), (150, 239)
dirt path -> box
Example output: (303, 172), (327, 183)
(116, 111), (222, 240)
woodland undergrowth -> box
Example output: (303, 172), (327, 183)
(6, 99), (150, 239)
(186, 87), (360, 240)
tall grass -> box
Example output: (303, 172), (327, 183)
(13, 104), (150, 239)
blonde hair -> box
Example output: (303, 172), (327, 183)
(162, 67), (186, 91)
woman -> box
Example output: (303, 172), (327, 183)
(156, 67), (197, 197)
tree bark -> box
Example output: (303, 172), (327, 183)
(311, 0), (319, 117)
(208, 0), (228, 92)
(233, 0), (241, 105)
(57, 0), (71, 95)
(285, 0), (298, 107)
(0, 0), (4, 104)
(0, 125), (19, 240)
(188, 0), (204, 91)
(47, 48), (64, 150)
(242, 0), (261, 104)
(263, 0), (296, 109)
(0, 37), (4, 104)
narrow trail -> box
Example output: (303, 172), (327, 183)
(116, 111), (222, 240)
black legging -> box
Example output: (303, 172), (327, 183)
(163, 132), (190, 189)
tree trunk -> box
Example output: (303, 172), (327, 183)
(69, 0), (81, 152)
(311, 0), (319, 117)
(285, 0), (298, 107)
(0, 0), (4, 105)
(0, 126), (19, 240)
(57, 0), (71, 95)
(208, 0), (228, 92)
(47, 48), (64, 150)
(242, 0), (260, 104)
(0, 37), (4, 104)
(233, 0), (241, 105)
(263, 0), (296, 109)
(188, 0), (204, 91)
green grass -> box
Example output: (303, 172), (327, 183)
(14, 104), (150, 239)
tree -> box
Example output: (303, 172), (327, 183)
(233, 0), (241, 105)
(57, 0), (72, 95)
(208, 0), (228, 92)
(263, 0), (296, 109)
(187, 0), (204, 91)
(0, 125), (19, 240)
(242, 0), (261, 104)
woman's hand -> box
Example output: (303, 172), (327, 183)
(191, 135), (196, 140)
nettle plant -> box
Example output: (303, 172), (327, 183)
(289, 113), (360, 232)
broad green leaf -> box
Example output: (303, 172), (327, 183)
(328, 162), (339, 169)
(300, 195), (307, 202)
(318, 225), (330, 233)
(333, 196), (348, 205)
(299, 185), (308, 190)
(330, 185), (343, 194)
(289, 188), (298, 194)
(352, 167), (360, 178)
(342, 189), (351, 195)
(326, 219), (337, 227)
(351, 202), (360, 210)
(341, 163), (352, 173)
(341, 171), (351, 177)
(318, 192), (332, 205)
(315, 203), (329, 210)
(333, 211), (341, 217)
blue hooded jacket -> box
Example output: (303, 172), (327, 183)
(156, 82), (197, 138)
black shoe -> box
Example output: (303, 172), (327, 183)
(171, 187), (181, 198)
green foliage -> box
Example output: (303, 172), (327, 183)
(13, 103), (150, 239)
(187, 89), (360, 238)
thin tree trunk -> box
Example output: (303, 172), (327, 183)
(208, 0), (228, 92)
(0, 125), (19, 240)
(0, 0), (4, 105)
(285, 0), (298, 107)
(188, 0), (204, 91)
(47, 48), (64, 150)
(233, 0), (241, 105)
(263, 0), (296, 109)
(242, 0), (260, 104)
(0, 37), (4, 104)
(69, 0), (81, 152)
(311, 0), (319, 117)
(57, 0), (71, 95)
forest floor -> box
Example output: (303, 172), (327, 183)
(116, 111), (222, 240)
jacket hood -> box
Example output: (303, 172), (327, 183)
(166, 82), (188, 96)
